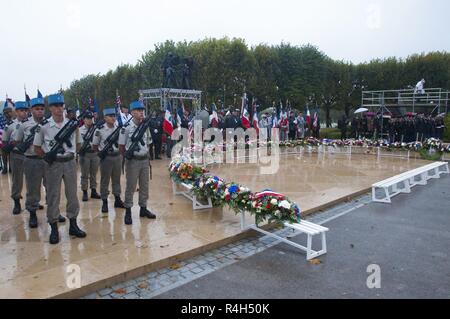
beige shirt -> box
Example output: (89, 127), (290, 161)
(92, 123), (119, 153)
(14, 117), (41, 156)
(118, 119), (152, 157)
(2, 119), (19, 144)
(33, 117), (78, 156)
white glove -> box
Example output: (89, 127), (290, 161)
(154, 129), (158, 134)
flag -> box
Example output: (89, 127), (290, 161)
(306, 106), (311, 127)
(251, 100), (259, 135)
(163, 103), (174, 136)
(88, 96), (94, 111)
(176, 102), (184, 128)
(241, 107), (251, 129)
(115, 90), (123, 126)
(313, 108), (318, 129)
(188, 119), (194, 140)
(272, 112), (278, 128)
(25, 91), (31, 106)
(241, 93), (247, 115)
(209, 103), (219, 127)
(37, 89), (43, 99)
(5, 98), (14, 108)
(253, 109), (259, 135)
(116, 94), (122, 108)
(255, 189), (285, 199)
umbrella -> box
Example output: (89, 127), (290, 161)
(354, 107), (369, 114)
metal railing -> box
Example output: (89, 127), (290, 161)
(362, 88), (450, 114)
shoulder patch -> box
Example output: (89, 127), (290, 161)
(121, 128), (126, 134)
(95, 130), (100, 137)
(35, 126), (41, 133)
(16, 124), (21, 130)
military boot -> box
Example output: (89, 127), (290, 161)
(69, 218), (87, 238)
(29, 211), (38, 229)
(124, 208), (132, 225)
(49, 222), (59, 245)
(13, 199), (21, 215)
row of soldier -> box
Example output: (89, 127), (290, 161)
(338, 114), (446, 142)
(1, 93), (157, 245)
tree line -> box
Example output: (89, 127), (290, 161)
(64, 37), (450, 127)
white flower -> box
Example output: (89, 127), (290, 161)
(252, 201), (257, 208)
(279, 200), (291, 209)
(270, 199), (278, 205)
(199, 182), (204, 188)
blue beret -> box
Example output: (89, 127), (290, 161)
(30, 97), (45, 107)
(103, 108), (117, 116)
(129, 101), (144, 111)
(48, 93), (64, 105)
(15, 101), (30, 110)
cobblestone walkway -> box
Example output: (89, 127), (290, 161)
(82, 194), (372, 299)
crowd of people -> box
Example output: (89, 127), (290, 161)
(338, 113), (446, 142)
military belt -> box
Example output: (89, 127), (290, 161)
(26, 155), (42, 160)
(54, 154), (75, 163)
(130, 155), (149, 160)
(106, 152), (120, 157)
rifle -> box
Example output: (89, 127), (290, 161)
(98, 118), (132, 161)
(124, 116), (152, 160)
(44, 110), (88, 165)
(15, 123), (41, 155)
(78, 120), (105, 156)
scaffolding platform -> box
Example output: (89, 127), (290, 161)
(362, 88), (449, 115)
(139, 88), (202, 111)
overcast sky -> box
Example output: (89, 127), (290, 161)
(1, 0), (449, 100)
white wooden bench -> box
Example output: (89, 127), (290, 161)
(372, 161), (449, 203)
(172, 181), (213, 210)
(240, 211), (329, 261)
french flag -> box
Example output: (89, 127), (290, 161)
(256, 189), (285, 199)
(241, 107), (251, 129)
(306, 107), (311, 127)
(163, 104), (174, 136)
(252, 109), (259, 135)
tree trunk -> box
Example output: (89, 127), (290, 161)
(325, 106), (331, 128)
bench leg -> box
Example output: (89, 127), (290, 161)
(383, 187), (392, 204)
(429, 168), (440, 179)
(306, 234), (313, 260)
(372, 186), (391, 203)
(321, 232), (327, 255)
(192, 195), (213, 210)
